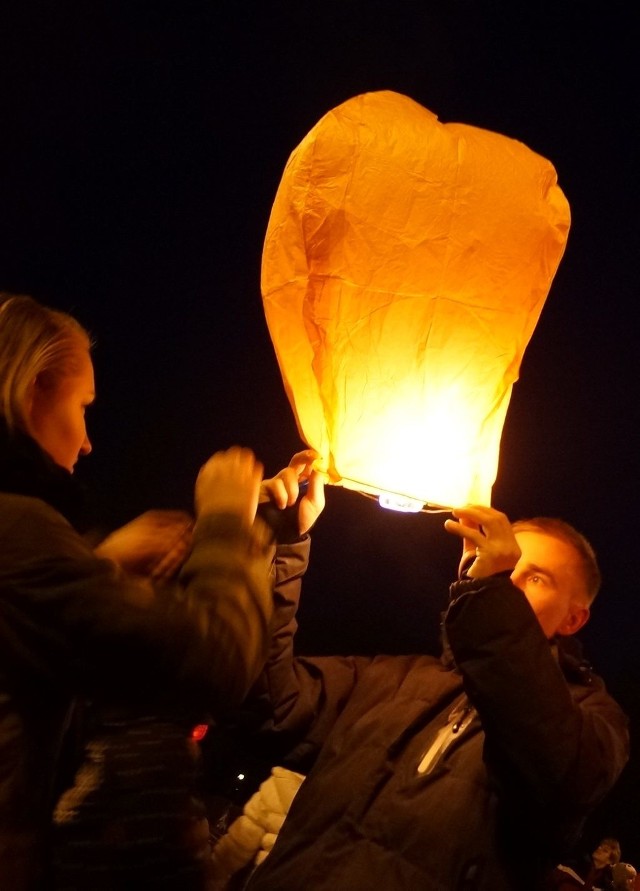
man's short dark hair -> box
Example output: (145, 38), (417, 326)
(511, 517), (601, 604)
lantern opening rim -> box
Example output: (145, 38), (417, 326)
(338, 477), (453, 514)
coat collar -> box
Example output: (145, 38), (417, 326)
(0, 417), (88, 530)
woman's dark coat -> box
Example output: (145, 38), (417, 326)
(0, 422), (273, 889)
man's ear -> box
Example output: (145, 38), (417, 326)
(557, 604), (590, 636)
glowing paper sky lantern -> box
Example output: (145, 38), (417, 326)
(261, 90), (570, 510)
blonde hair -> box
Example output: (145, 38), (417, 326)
(0, 292), (92, 434)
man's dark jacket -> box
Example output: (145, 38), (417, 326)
(242, 536), (629, 891)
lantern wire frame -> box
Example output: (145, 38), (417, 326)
(357, 490), (453, 515)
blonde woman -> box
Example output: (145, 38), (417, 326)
(0, 293), (274, 889)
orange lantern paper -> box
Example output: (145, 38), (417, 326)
(261, 91), (570, 510)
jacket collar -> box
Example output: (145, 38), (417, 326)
(553, 633), (595, 686)
(0, 417), (88, 530)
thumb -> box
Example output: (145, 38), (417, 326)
(298, 470), (326, 535)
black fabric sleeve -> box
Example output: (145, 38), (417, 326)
(237, 536), (373, 769)
(444, 575), (629, 825)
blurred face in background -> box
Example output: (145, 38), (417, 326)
(592, 839), (621, 869)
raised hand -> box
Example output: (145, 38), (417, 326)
(444, 504), (521, 579)
(260, 449), (326, 535)
(195, 446), (264, 529)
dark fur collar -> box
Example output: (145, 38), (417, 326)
(0, 417), (88, 530)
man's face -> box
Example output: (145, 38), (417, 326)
(510, 530), (590, 639)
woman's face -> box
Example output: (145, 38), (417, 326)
(28, 346), (95, 472)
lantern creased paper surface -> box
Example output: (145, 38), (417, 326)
(261, 90), (570, 509)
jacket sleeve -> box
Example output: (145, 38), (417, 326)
(240, 536), (373, 768)
(444, 574), (629, 823)
(0, 496), (274, 717)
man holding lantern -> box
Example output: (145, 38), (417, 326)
(228, 450), (629, 891)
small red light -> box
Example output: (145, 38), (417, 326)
(191, 724), (208, 742)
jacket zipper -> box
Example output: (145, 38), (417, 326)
(417, 698), (475, 775)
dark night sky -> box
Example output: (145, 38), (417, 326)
(1, 0), (638, 860)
